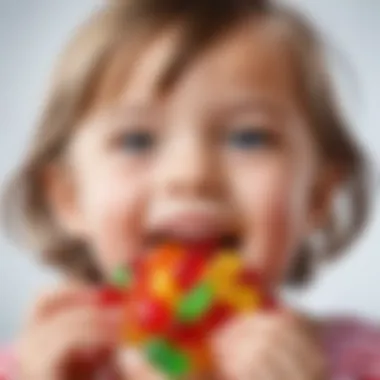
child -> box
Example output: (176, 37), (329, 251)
(1, 0), (379, 379)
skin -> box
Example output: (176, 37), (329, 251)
(18, 18), (331, 380)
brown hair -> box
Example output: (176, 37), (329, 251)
(1, 0), (371, 284)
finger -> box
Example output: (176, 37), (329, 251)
(239, 364), (277, 380)
(270, 317), (326, 379)
(212, 317), (257, 380)
(213, 313), (324, 380)
(214, 336), (276, 380)
(233, 312), (317, 359)
(210, 315), (252, 379)
(216, 330), (302, 380)
(17, 304), (122, 380)
(29, 285), (98, 324)
(117, 348), (165, 380)
(265, 347), (304, 380)
(41, 305), (123, 363)
(259, 340), (325, 380)
(221, 333), (275, 380)
(211, 313), (247, 348)
(278, 333), (326, 380)
(255, 314), (326, 380)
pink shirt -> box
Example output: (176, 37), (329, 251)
(323, 317), (380, 379)
(1, 317), (380, 379)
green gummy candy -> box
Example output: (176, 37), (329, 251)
(145, 338), (190, 377)
(112, 266), (132, 288)
(177, 283), (214, 323)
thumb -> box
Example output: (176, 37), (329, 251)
(117, 348), (165, 380)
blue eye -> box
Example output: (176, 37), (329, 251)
(227, 128), (273, 150)
(118, 131), (155, 153)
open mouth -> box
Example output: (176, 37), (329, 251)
(144, 207), (241, 256)
(144, 232), (241, 253)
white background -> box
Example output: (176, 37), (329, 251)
(0, 0), (379, 342)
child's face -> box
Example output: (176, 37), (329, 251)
(57, 19), (322, 288)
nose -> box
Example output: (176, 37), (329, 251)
(154, 132), (221, 199)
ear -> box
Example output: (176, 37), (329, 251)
(43, 163), (86, 238)
(307, 164), (344, 233)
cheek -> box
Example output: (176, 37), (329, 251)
(73, 156), (148, 276)
(229, 154), (313, 283)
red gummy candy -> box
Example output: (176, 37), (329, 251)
(135, 297), (172, 334)
(169, 322), (206, 345)
(262, 294), (278, 311)
(238, 269), (262, 288)
(145, 243), (183, 273)
(176, 254), (206, 291)
(169, 303), (232, 346)
(98, 287), (126, 307)
(202, 303), (233, 332)
(130, 256), (145, 279)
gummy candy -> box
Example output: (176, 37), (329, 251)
(205, 252), (242, 291)
(144, 338), (191, 377)
(168, 321), (206, 345)
(228, 285), (261, 312)
(177, 282), (214, 323)
(238, 268), (261, 287)
(135, 296), (172, 334)
(201, 302), (233, 331)
(112, 266), (133, 288)
(112, 243), (276, 378)
(97, 287), (126, 307)
(149, 268), (181, 307)
(175, 254), (206, 290)
(121, 319), (147, 344)
(146, 243), (183, 272)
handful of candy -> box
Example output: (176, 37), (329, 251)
(107, 242), (276, 378)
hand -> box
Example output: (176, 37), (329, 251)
(211, 311), (327, 380)
(117, 348), (166, 380)
(16, 284), (122, 380)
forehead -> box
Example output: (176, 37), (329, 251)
(97, 16), (299, 113)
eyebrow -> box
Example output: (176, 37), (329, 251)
(109, 92), (285, 126)
(213, 93), (284, 118)
(112, 102), (161, 120)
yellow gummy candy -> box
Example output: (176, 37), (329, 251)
(226, 286), (261, 313)
(187, 344), (213, 373)
(205, 252), (242, 298)
(149, 268), (180, 306)
(206, 252), (262, 312)
(121, 323), (147, 345)
(206, 252), (242, 285)
(120, 307), (147, 345)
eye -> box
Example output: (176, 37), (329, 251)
(227, 127), (274, 150)
(117, 130), (156, 153)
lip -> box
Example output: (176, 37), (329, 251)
(157, 213), (227, 239)
(146, 205), (237, 243)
